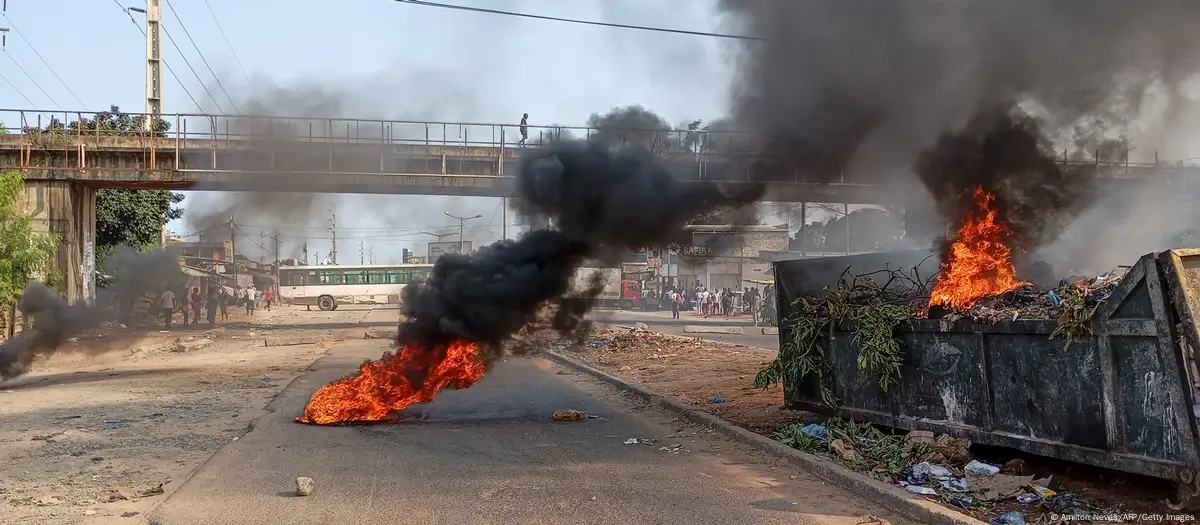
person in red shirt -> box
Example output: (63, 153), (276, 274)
(264, 286), (274, 311)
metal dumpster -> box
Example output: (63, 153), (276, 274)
(773, 248), (1200, 493)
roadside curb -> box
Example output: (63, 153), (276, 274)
(682, 324), (745, 335)
(543, 350), (987, 525)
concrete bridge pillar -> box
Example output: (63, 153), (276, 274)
(21, 181), (96, 304)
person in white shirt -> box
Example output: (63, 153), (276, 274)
(244, 285), (256, 315)
(159, 288), (176, 330)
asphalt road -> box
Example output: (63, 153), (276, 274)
(149, 337), (905, 525)
(590, 308), (780, 350)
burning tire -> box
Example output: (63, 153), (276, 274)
(317, 295), (336, 311)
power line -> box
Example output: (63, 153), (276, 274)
(161, 24), (226, 112)
(0, 13), (85, 107)
(392, 0), (764, 41)
(202, 0), (253, 88)
(0, 71), (32, 106)
(163, 0), (240, 113)
(2, 50), (59, 109)
(115, 0), (203, 110)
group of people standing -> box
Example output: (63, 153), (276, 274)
(157, 282), (275, 331)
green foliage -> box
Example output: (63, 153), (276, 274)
(96, 189), (185, 253)
(754, 274), (921, 405)
(1049, 283), (1098, 350)
(775, 417), (930, 481)
(0, 171), (60, 306)
(27, 104), (170, 138)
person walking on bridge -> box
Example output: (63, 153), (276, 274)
(518, 113), (529, 147)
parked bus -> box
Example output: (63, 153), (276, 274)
(277, 263), (434, 311)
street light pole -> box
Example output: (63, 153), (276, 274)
(444, 212), (482, 254)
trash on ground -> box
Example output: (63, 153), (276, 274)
(968, 473), (1034, 501)
(904, 485), (938, 496)
(988, 511), (1026, 525)
(138, 483), (165, 497)
(710, 396), (725, 403)
(1015, 493), (1041, 504)
(800, 423), (828, 441)
(551, 409), (588, 421)
(964, 459), (1000, 476)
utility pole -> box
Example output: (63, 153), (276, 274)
(368, 246), (375, 265)
(329, 209), (338, 265)
(302, 242), (309, 265)
(143, 0), (163, 132)
(228, 214), (237, 287)
(359, 241), (364, 264)
(501, 197), (507, 241)
(273, 229), (280, 264)
(444, 212), (482, 254)
(259, 231), (266, 264)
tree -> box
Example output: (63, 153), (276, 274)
(0, 171), (60, 307)
(96, 190), (185, 257)
(28, 106), (185, 257)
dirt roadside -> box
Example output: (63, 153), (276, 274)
(0, 305), (386, 524)
(565, 325), (1181, 524)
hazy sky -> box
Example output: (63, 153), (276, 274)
(0, 0), (814, 262)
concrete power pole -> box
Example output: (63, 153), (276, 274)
(359, 241), (364, 264)
(259, 231), (266, 264)
(143, 0), (163, 132)
(329, 210), (338, 265)
(368, 246), (374, 264)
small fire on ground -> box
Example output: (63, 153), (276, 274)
(929, 187), (1028, 311)
(297, 339), (485, 425)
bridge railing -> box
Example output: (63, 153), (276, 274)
(0, 108), (760, 155)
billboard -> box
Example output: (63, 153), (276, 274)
(428, 241), (474, 260)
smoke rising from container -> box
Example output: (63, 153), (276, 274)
(719, 0), (1200, 261)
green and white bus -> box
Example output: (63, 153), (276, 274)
(277, 263), (434, 311)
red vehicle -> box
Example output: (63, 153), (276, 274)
(569, 267), (645, 309)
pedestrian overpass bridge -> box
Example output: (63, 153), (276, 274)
(0, 108), (1197, 305)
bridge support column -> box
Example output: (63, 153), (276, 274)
(21, 181), (96, 305)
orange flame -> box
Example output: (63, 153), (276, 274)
(296, 339), (486, 425)
(929, 187), (1028, 310)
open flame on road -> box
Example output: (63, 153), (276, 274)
(296, 339), (486, 425)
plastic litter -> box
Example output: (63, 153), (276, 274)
(902, 461), (953, 485)
(800, 423), (828, 441)
(1030, 483), (1056, 500)
(940, 477), (968, 492)
(1015, 493), (1041, 504)
(943, 494), (979, 508)
(989, 511), (1026, 525)
(710, 396), (725, 404)
(964, 460), (1001, 476)
(904, 485), (938, 496)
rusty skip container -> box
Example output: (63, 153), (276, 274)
(772, 249), (1200, 490)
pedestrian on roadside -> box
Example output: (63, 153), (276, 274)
(670, 289), (681, 319)
(219, 288), (230, 321)
(263, 286), (274, 311)
(244, 285), (256, 316)
(190, 288), (202, 326)
(159, 288), (176, 331)
(207, 285), (218, 326)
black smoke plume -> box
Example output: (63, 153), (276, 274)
(0, 248), (185, 380)
(720, 0), (1200, 253)
(913, 105), (1095, 258)
(395, 140), (762, 378)
(0, 283), (102, 379)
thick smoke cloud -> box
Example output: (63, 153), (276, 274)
(0, 248), (185, 380)
(720, 0), (1200, 256)
(396, 140), (762, 376)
